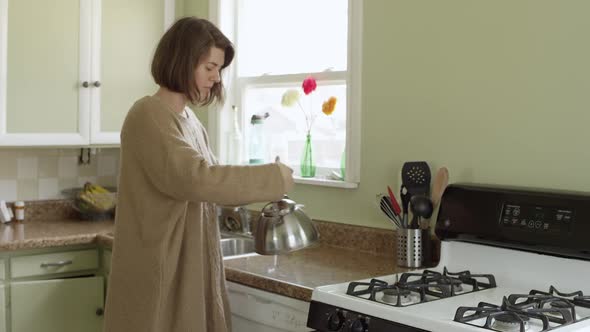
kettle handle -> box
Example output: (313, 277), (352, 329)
(261, 201), (277, 217)
(261, 201), (292, 217)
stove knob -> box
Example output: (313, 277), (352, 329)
(327, 310), (345, 331)
(349, 317), (368, 332)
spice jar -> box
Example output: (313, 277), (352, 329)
(14, 201), (25, 222)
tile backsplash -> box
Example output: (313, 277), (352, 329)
(0, 148), (120, 201)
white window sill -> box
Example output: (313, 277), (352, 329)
(294, 176), (358, 189)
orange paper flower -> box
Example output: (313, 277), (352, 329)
(322, 97), (337, 115)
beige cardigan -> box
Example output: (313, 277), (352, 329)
(103, 96), (291, 332)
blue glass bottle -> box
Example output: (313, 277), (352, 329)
(249, 113), (269, 164)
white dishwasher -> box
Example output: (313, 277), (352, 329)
(227, 281), (313, 332)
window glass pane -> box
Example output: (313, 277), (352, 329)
(243, 84), (347, 177)
(237, 0), (348, 77)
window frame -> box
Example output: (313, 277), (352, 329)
(208, 0), (362, 188)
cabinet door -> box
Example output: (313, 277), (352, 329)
(90, 0), (172, 145)
(103, 249), (111, 289)
(0, 0), (91, 146)
(11, 276), (104, 332)
(0, 284), (5, 332)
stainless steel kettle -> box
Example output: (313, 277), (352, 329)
(254, 196), (320, 255)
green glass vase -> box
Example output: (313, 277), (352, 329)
(300, 133), (316, 178)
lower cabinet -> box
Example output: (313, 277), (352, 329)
(0, 246), (108, 332)
(103, 249), (112, 289)
(227, 281), (312, 332)
(11, 276), (104, 332)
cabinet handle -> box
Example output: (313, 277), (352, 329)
(96, 308), (104, 316)
(247, 293), (272, 304)
(228, 288), (273, 305)
(82, 81), (89, 88)
(93, 81), (101, 87)
(40, 260), (73, 268)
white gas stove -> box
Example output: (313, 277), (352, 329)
(307, 184), (590, 332)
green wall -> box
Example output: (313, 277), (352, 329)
(183, 0), (211, 124)
(194, 0), (590, 229)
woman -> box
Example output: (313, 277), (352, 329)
(103, 17), (294, 332)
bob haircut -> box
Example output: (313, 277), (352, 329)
(151, 17), (235, 106)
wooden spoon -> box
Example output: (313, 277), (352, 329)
(431, 167), (449, 207)
(428, 166), (449, 265)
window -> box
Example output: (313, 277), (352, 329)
(209, 0), (362, 188)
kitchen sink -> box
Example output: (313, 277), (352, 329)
(220, 237), (257, 259)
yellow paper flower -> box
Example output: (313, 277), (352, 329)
(322, 97), (337, 115)
(281, 89), (301, 107)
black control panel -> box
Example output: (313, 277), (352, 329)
(436, 183), (590, 260)
(306, 301), (429, 332)
(499, 203), (574, 233)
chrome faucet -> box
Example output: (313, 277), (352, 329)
(236, 206), (251, 236)
(218, 206), (252, 237)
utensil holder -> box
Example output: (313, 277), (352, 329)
(421, 229), (432, 267)
(397, 228), (423, 268)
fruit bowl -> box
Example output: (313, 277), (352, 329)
(72, 197), (116, 220)
(63, 183), (117, 221)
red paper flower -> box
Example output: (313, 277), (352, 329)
(302, 76), (317, 95)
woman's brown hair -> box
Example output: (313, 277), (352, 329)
(151, 17), (234, 106)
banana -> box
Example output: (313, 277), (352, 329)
(78, 182), (115, 212)
(90, 183), (110, 194)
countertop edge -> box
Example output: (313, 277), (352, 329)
(224, 267), (313, 302)
(0, 234), (103, 251)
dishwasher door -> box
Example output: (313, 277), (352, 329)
(227, 281), (312, 332)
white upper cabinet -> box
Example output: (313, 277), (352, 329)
(0, 0), (90, 146)
(91, 0), (173, 144)
(0, 0), (174, 146)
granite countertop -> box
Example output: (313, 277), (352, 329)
(224, 244), (404, 301)
(0, 219), (115, 251)
(0, 211), (404, 302)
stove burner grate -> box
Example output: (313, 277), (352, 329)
(454, 286), (589, 331)
(491, 312), (530, 332)
(455, 298), (550, 332)
(345, 266), (496, 307)
(381, 288), (414, 305)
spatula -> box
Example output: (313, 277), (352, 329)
(399, 184), (411, 228)
(401, 161), (431, 196)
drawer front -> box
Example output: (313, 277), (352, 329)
(11, 250), (99, 278)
